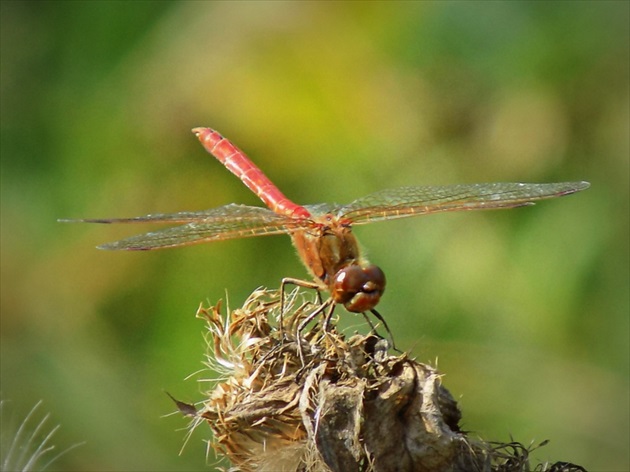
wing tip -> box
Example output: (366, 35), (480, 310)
(58, 218), (115, 224)
(559, 180), (591, 196)
(96, 243), (119, 251)
(96, 243), (150, 251)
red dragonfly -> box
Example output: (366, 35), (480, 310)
(62, 128), (589, 318)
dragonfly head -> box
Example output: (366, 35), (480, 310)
(332, 264), (386, 313)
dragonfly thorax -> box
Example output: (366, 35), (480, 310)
(291, 218), (386, 312)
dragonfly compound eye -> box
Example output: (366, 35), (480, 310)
(332, 264), (386, 313)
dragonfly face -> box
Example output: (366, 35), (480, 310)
(331, 263), (386, 313)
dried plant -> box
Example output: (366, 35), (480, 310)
(172, 288), (587, 472)
(0, 399), (82, 472)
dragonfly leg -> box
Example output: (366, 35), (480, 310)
(296, 298), (333, 334)
(321, 303), (338, 333)
(367, 308), (399, 353)
(295, 298), (333, 364)
(280, 277), (324, 337)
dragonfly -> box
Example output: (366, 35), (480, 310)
(61, 128), (589, 331)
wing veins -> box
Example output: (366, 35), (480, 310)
(97, 218), (309, 250)
(340, 182), (589, 225)
(59, 204), (281, 225)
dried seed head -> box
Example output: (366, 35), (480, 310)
(174, 287), (586, 472)
(184, 288), (467, 471)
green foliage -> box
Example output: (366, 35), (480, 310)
(1, 1), (627, 470)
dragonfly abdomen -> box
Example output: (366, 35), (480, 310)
(193, 128), (310, 219)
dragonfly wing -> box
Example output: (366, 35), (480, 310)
(62, 204), (309, 250)
(339, 181), (590, 225)
(97, 220), (296, 250)
(60, 203), (279, 224)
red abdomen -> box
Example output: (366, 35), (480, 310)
(193, 128), (310, 219)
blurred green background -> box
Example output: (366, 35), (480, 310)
(1, 1), (627, 470)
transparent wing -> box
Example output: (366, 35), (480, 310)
(60, 204), (310, 250)
(338, 181), (590, 225)
(59, 203), (284, 225)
